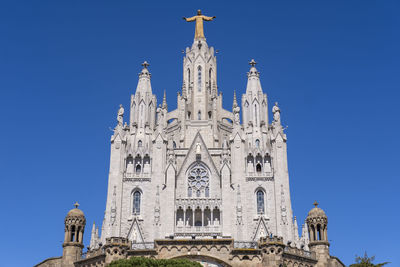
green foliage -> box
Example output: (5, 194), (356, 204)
(108, 257), (203, 267)
(349, 252), (389, 267)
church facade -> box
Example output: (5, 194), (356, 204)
(35, 12), (344, 267)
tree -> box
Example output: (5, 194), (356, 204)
(108, 257), (203, 267)
(349, 252), (389, 267)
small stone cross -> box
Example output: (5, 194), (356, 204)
(249, 59), (257, 67)
(313, 201), (318, 207)
(142, 61), (150, 69)
(74, 202), (80, 209)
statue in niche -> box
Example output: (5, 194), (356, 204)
(177, 218), (184, 227)
(186, 218), (190, 226)
(117, 104), (124, 126)
(272, 102), (281, 124)
(214, 218), (220, 226)
(196, 143), (201, 154)
(132, 228), (137, 242)
(233, 106), (240, 125)
(260, 228), (265, 238)
(264, 157), (271, 172)
(126, 158), (134, 174)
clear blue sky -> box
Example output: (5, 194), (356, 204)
(1, 1), (399, 266)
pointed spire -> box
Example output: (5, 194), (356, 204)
(245, 59), (262, 94)
(294, 216), (299, 243)
(233, 90), (238, 108)
(135, 61), (153, 95)
(162, 90), (167, 109)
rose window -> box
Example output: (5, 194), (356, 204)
(188, 163), (209, 197)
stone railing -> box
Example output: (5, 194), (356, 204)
(123, 172), (151, 182)
(132, 242), (155, 250)
(284, 246), (315, 259)
(234, 241), (258, 249)
(175, 197), (221, 209)
(175, 225), (221, 233)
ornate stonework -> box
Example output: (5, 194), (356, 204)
(35, 13), (345, 267)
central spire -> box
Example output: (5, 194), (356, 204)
(183, 10), (216, 39)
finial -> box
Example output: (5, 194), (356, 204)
(141, 61), (149, 69)
(162, 90), (167, 109)
(233, 90), (238, 108)
(74, 202), (80, 209)
(313, 201), (318, 207)
(249, 59), (257, 67)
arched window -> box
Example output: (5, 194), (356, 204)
(138, 140), (142, 147)
(173, 141), (177, 149)
(254, 104), (258, 126)
(256, 163), (262, 173)
(197, 66), (202, 92)
(198, 111), (201, 120)
(257, 190), (265, 214)
(133, 191), (141, 214)
(208, 68), (213, 92)
(135, 164), (141, 174)
(255, 139), (260, 148)
(187, 68), (191, 85)
(70, 225), (75, 242)
(188, 162), (210, 198)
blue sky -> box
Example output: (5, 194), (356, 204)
(1, 1), (399, 266)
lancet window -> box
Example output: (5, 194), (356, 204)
(187, 163), (210, 198)
(132, 191), (141, 215)
(256, 190), (265, 214)
(197, 66), (202, 92)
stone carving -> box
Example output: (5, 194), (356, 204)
(195, 142), (201, 154)
(280, 185), (287, 225)
(234, 107), (240, 124)
(117, 104), (124, 126)
(272, 102), (280, 124)
(154, 186), (160, 225)
(111, 186), (117, 225)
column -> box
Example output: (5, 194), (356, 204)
(64, 228), (69, 242)
(201, 208), (204, 227)
(78, 229), (83, 243)
(183, 207), (186, 229)
(310, 225), (314, 241)
(192, 208), (194, 227)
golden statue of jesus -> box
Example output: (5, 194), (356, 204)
(183, 10), (216, 39)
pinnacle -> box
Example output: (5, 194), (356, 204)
(313, 201), (319, 207)
(249, 59), (257, 67)
(141, 61), (149, 69)
(74, 202), (80, 209)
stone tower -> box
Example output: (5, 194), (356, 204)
(62, 202), (86, 266)
(306, 202), (330, 267)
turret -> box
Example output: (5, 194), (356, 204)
(130, 61), (157, 131)
(62, 202), (86, 266)
(241, 59), (268, 130)
(306, 202), (330, 267)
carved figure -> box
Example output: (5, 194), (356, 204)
(272, 102), (280, 124)
(233, 106), (240, 124)
(183, 10), (216, 39)
(196, 143), (201, 154)
(117, 104), (124, 126)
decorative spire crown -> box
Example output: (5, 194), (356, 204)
(247, 59), (260, 78)
(74, 202), (80, 209)
(139, 61), (151, 78)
